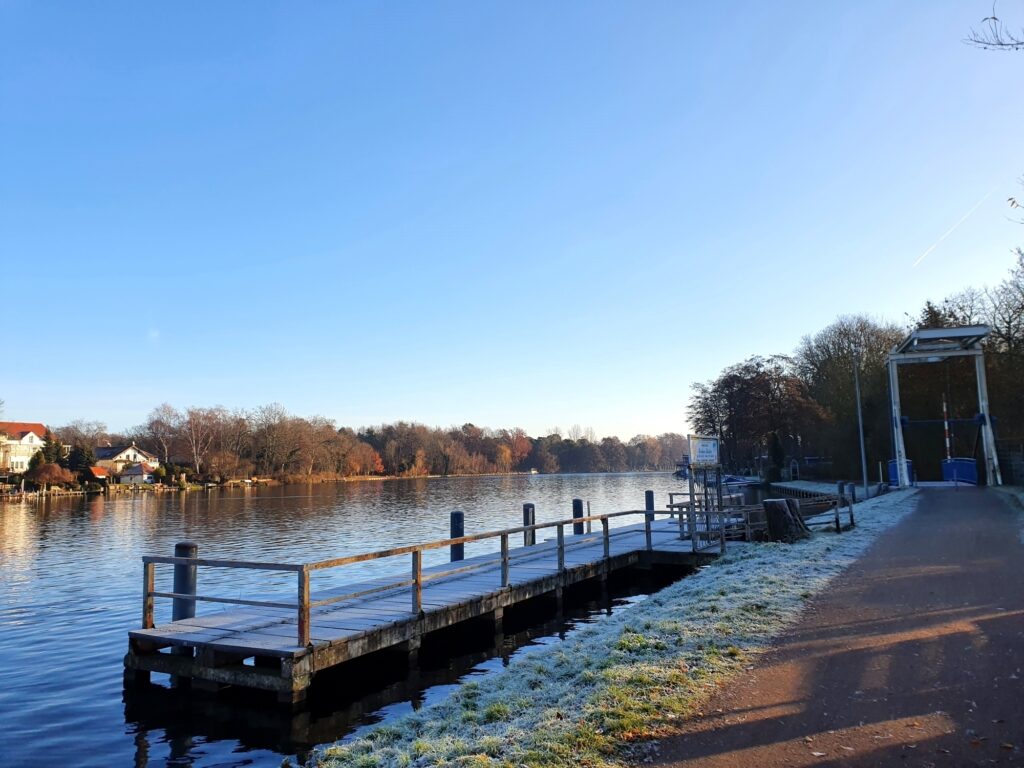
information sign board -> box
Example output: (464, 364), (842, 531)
(688, 435), (720, 468)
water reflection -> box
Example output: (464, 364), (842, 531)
(0, 472), (689, 767)
(123, 567), (683, 766)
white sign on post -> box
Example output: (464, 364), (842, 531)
(688, 435), (720, 468)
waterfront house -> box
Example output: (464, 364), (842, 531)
(95, 443), (160, 474)
(121, 463), (156, 485)
(0, 421), (48, 473)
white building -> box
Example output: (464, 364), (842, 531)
(0, 422), (48, 473)
(94, 443), (161, 474)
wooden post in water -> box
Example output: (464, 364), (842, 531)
(522, 503), (536, 546)
(450, 511), (465, 562)
(172, 541), (197, 622)
(572, 498), (584, 535)
(644, 490), (654, 551)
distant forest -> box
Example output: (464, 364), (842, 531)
(688, 250), (1024, 481)
(51, 411), (685, 483)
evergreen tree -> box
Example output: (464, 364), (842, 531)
(67, 445), (96, 474)
(42, 430), (63, 464)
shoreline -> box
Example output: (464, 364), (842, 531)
(313, 488), (921, 767)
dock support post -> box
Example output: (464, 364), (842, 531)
(835, 482), (844, 533)
(644, 490), (654, 551)
(172, 541), (197, 622)
(402, 636), (422, 668)
(522, 503), (535, 546)
(450, 511), (464, 562)
(572, 498), (584, 535)
(556, 524), (565, 574)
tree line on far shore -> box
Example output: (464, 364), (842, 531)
(688, 250), (1024, 481)
(48, 409), (686, 483)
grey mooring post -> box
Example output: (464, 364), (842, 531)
(572, 498), (584, 535)
(172, 541), (198, 622)
(450, 511), (465, 562)
(523, 503), (536, 546)
(645, 490), (655, 551)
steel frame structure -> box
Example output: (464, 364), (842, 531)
(888, 325), (1002, 488)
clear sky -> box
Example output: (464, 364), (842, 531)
(2, 2), (1022, 438)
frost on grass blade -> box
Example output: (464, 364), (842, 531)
(314, 490), (919, 768)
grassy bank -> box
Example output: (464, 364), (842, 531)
(308, 489), (920, 768)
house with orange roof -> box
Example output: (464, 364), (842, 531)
(0, 421), (49, 473)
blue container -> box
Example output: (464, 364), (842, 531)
(888, 459), (913, 485)
(942, 458), (977, 484)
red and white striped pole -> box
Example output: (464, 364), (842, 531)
(942, 394), (952, 461)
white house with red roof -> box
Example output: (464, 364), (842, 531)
(0, 421), (48, 473)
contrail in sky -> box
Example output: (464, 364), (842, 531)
(913, 190), (992, 267)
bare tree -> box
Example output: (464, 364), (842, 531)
(965, 3), (1024, 50)
(53, 420), (109, 447)
(143, 404), (181, 464)
(179, 407), (224, 474)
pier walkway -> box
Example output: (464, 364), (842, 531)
(125, 507), (730, 703)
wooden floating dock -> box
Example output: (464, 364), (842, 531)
(124, 494), (849, 704)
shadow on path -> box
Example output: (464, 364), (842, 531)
(650, 488), (1024, 768)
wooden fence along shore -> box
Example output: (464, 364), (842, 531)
(124, 487), (857, 705)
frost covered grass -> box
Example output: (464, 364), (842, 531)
(311, 489), (920, 768)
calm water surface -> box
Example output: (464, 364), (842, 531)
(0, 472), (687, 767)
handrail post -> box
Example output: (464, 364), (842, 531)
(644, 490), (654, 551)
(500, 533), (509, 587)
(412, 550), (423, 614)
(719, 509), (726, 554)
(557, 524), (565, 573)
(601, 517), (610, 560)
(298, 568), (310, 646)
(572, 498), (584, 535)
(522, 503), (535, 546)
(142, 561), (155, 629)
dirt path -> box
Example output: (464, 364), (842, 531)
(649, 488), (1024, 768)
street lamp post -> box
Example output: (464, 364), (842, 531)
(853, 345), (869, 499)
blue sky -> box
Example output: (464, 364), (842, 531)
(2, 2), (1022, 438)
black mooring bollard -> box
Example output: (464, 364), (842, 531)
(523, 503), (536, 546)
(645, 490), (655, 519)
(572, 498), (584, 535)
(450, 511), (465, 562)
(172, 541), (198, 622)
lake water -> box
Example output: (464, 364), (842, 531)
(0, 472), (690, 768)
